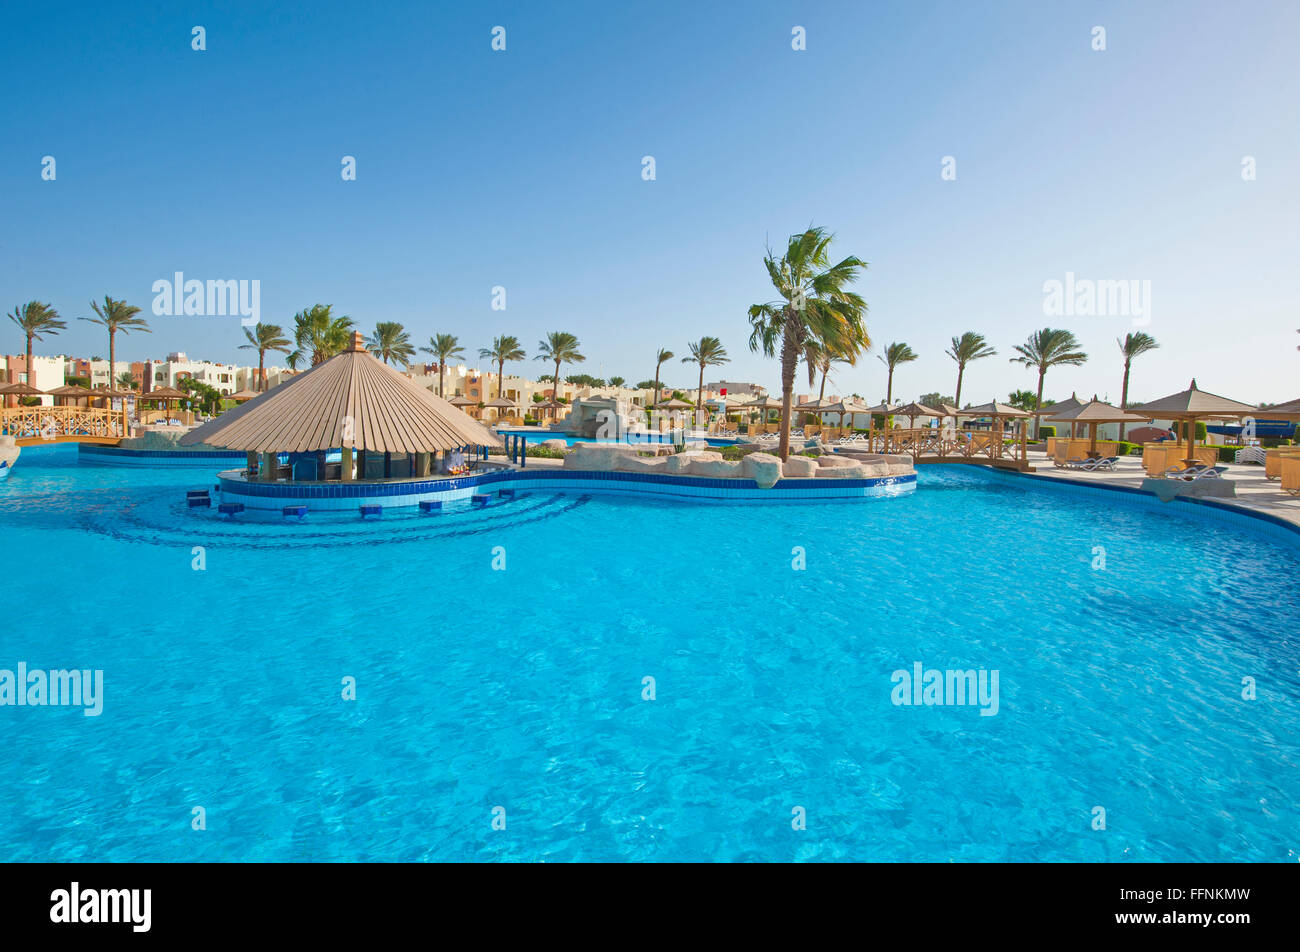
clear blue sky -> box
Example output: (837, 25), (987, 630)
(3, 0), (1298, 403)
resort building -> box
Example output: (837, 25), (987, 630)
(1, 355), (66, 405)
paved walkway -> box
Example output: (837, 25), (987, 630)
(1024, 450), (1300, 527)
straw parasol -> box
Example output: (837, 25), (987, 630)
(447, 394), (477, 407)
(230, 389), (259, 402)
(179, 333), (500, 454)
(1041, 393), (1084, 437)
(0, 381), (46, 396)
(47, 384), (94, 406)
(742, 394), (784, 423)
(654, 398), (694, 410)
(819, 397), (871, 428)
(1127, 379), (1256, 466)
(959, 401), (1032, 418)
(1045, 397), (1150, 458)
(892, 401), (942, 428)
(1262, 397), (1300, 419)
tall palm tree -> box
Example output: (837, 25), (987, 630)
(287, 304), (354, 368)
(7, 301), (65, 385)
(1117, 331), (1159, 439)
(366, 321), (415, 366)
(608, 375), (626, 388)
(748, 227), (869, 460)
(478, 335), (526, 398)
(651, 348), (674, 407)
(239, 323), (291, 391)
(877, 342), (918, 403)
(80, 296), (149, 388)
(682, 337), (729, 419)
(945, 332), (997, 408)
(421, 333), (464, 397)
(535, 332), (585, 405)
(1010, 327), (1089, 437)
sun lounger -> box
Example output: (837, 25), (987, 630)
(1177, 465), (1228, 481)
(1160, 462), (1209, 479)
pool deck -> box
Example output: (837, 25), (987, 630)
(1021, 450), (1300, 528)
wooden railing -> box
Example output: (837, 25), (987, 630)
(842, 427), (1029, 467)
(1, 405), (127, 444)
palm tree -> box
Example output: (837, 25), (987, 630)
(7, 301), (65, 385)
(682, 337), (729, 420)
(945, 332), (997, 408)
(608, 376), (626, 388)
(478, 335), (526, 398)
(1116, 332), (1159, 439)
(239, 323), (291, 391)
(366, 321), (415, 366)
(535, 332), (585, 404)
(877, 342), (918, 403)
(80, 296), (149, 388)
(651, 348), (674, 407)
(748, 227), (869, 460)
(421, 333), (465, 397)
(116, 370), (136, 390)
(287, 304), (354, 368)
(1010, 327), (1089, 437)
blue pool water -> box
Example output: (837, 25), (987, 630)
(2, 444), (1298, 861)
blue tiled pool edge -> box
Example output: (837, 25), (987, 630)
(216, 467), (917, 509)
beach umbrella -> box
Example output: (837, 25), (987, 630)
(1045, 397), (1150, 457)
(1127, 380), (1256, 466)
(1041, 392), (1084, 437)
(819, 398), (871, 429)
(892, 401), (942, 429)
(47, 384), (93, 407)
(741, 394), (783, 423)
(1261, 397), (1300, 420)
(230, 389), (259, 402)
(654, 398), (694, 410)
(0, 380), (46, 409)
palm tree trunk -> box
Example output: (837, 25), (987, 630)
(697, 363), (705, 425)
(653, 366), (661, 407)
(886, 367), (894, 403)
(258, 352), (266, 391)
(108, 330), (116, 395)
(25, 334), (33, 390)
(438, 365), (445, 397)
(553, 361), (561, 418)
(1119, 360), (1132, 440)
(778, 316), (800, 461)
(497, 359), (505, 399)
(818, 370), (827, 401)
(1034, 369), (1046, 439)
(955, 364), (965, 408)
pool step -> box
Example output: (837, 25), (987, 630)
(186, 490), (211, 508)
(498, 488), (516, 499)
(360, 504), (382, 518)
(218, 503), (244, 517)
(471, 494), (490, 508)
(282, 505), (308, 519)
(419, 500), (443, 513)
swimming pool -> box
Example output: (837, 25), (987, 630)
(2, 444), (1297, 861)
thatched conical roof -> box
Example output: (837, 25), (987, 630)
(1127, 380), (1256, 419)
(180, 334), (500, 453)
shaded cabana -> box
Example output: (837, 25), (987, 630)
(484, 395), (519, 424)
(1040, 393), (1083, 437)
(1128, 380), (1256, 466)
(180, 332), (501, 481)
(1045, 398), (1149, 458)
(47, 384), (94, 407)
(892, 401), (942, 429)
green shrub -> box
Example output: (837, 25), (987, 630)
(1173, 421), (1208, 441)
(526, 445), (566, 459)
(1217, 446), (1241, 463)
(1039, 425), (1056, 438)
(1114, 441), (1137, 456)
(1294, 424), (1300, 441)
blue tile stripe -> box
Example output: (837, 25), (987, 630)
(215, 468), (918, 505)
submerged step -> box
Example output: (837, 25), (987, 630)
(471, 494), (490, 507)
(186, 490), (211, 508)
(360, 504), (382, 518)
(218, 503), (244, 516)
(282, 505), (308, 519)
(418, 500), (443, 513)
